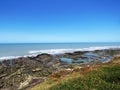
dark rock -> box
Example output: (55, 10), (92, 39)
(36, 53), (53, 64)
(73, 51), (88, 55)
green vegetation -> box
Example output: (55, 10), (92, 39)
(31, 58), (120, 90)
(49, 66), (120, 90)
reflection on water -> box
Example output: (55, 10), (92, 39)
(60, 58), (73, 63)
(60, 58), (89, 64)
(60, 56), (113, 64)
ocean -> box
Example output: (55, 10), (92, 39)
(0, 42), (120, 60)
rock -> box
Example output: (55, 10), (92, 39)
(36, 53), (53, 63)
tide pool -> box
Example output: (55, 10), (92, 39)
(60, 58), (88, 64)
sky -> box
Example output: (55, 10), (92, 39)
(0, 0), (120, 43)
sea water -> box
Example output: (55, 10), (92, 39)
(0, 42), (120, 60)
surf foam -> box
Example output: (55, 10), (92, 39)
(0, 46), (120, 60)
(29, 46), (120, 54)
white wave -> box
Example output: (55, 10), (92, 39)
(0, 46), (120, 60)
(0, 54), (38, 61)
(0, 56), (21, 61)
(29, 46), (120, 55)
(29, 49), (74, 54)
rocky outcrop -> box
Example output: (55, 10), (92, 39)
(0, 54), (60, 90)
(0, 49), (120, 90)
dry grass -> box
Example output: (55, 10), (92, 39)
(30, 71), (83, 90)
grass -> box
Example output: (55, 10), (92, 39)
(30, 58), (120, 90)
(30, 71), (82, 90)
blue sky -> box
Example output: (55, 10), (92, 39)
(0, 0), (120, 43)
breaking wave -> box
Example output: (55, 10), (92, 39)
(29, 46), (120, 54)
(0, 46), (120, 60)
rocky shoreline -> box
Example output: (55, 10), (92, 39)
(0, 49), (120, 90)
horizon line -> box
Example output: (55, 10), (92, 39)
(0, 42), (120, 44)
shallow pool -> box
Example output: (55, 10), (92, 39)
(60, 58), (89, 64)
